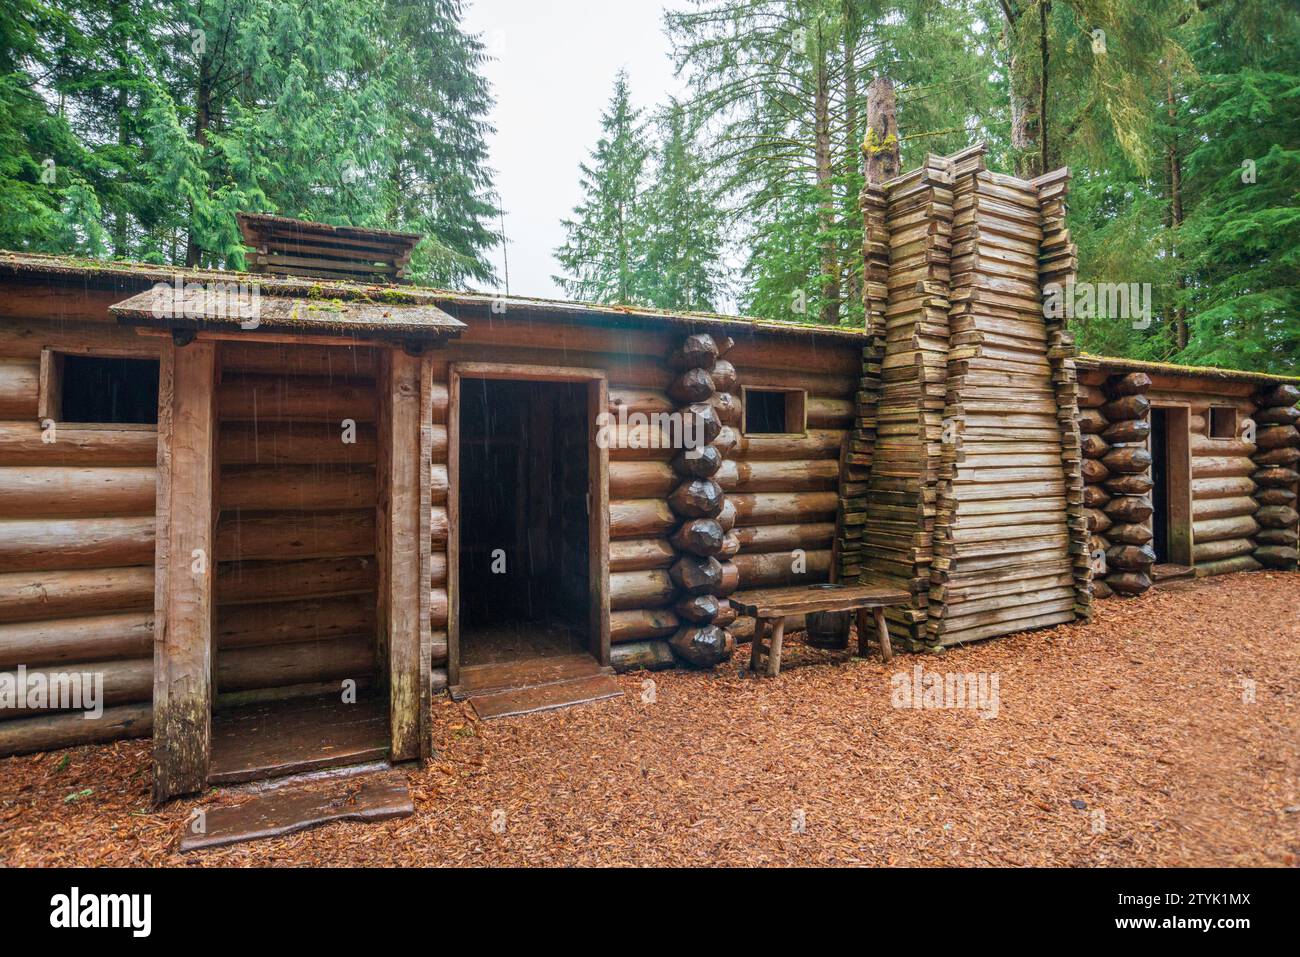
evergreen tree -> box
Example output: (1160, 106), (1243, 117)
(639, 103), (727, 311)
(553, 71), (648, 304)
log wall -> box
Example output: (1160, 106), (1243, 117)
(0, 312), (162, 754)
(1080, 366), (1300, 585)
(213, 343), (382, 700)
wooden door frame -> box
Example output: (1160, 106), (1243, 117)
(1150, 402), (1193, 566)
(446, 362), (610, 688)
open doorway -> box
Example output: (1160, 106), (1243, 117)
(1149, 406), (1193, 573)
(448, 365), (610, 696)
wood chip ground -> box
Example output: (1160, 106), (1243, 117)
(1, 572), (1296, 867)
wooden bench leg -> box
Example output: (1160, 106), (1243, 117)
(873, 605), (893, 664)
(749, 618), (767, 673)
(766, 617), (785, 677)
(855, 608), (871, 658)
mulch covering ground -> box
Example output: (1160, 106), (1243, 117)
(2, 572), (1297, 866)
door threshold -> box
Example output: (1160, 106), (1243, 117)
(451, 652), (610, 701)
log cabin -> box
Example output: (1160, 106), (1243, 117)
(0, 146), (1296, 800)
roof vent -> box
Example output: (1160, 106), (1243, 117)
(237, 212), (422, 283)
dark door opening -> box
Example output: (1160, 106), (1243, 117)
(1151, 407), (1170, 563)
(458, 378), (590, 668)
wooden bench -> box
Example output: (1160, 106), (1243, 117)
(732, 583), (911, 677)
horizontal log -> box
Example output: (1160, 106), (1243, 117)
(608, 387), (672, 415)
(218, 466), (376, 511)
(1193, 514), (1259, 544)
(610, 608), (680, 642)
(0, 423), (157, 466)
(216, 636), (375, 692)
(215, 510), (374, 562)
(217, 374), (377, 422)
(733, 522), (836, 553)
(609, 537), (675, 572)
(0, 518), (155, 573)
(219, 341), (379, 378)
(609, 499), (676, 539)
(0, 611), (153, 669)
(1106, 571), (1151, 596)
(0, 658), (151, 720)
(1255, 505), (1299, 529)
(1194, 555), (1262, 577)
(732, 549), (831, 588)
(1192, 496), (1258, 521)
(0, 702), (151, 756)
(609, 462), (675, 498)
(0, 467), (156, 518)
(1254, 545), (1298, 569)
(609, 570), (674, 610)
(609, 639), (675, 672)
(1254, 467), (1299, 487)
(806, 397), (853, 428)
(1108, 523), (1151, 546)
(217, 421), (378, 466)
(1254, 487), (1296, 507)
(1102, 446), (1151, 475)
(730, 429), (845, 461)
(1255, 528), (1298, 547)
(716, 458), (839, 493)
(216, 595), (375, 650)
(0, 567), (154, 624)
(1192, 537), (1255, 563)
(1257, 383), (1300, 407)
(1191, 456), (1255, 480)
(1077, 408), (1107, 434)
(728, 492), (839, 526)
(1257, 424), (1300, 451)
(1105, 372), (1151, 397)
(0, 358), (39, 418)
(216, 556), (377, 604)
(1192, 476), (1256, 500)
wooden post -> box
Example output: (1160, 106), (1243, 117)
(152, 340), (217, 803)
(385, 349), (432, 762)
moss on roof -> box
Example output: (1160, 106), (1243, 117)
(1077, 353), (1300, 385)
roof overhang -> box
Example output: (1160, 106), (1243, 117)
(108, 281), (465, 346)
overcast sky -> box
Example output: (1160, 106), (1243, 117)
(461, 0), (690, 300)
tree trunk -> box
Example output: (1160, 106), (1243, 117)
(1166, 75), (1188, 350)
(813, 26), (839, 325)
(185, 55), (213, 268)
(842, 5), (862, 309)
(1004, 4), (1042, 178)
(865, 75), (900, 185)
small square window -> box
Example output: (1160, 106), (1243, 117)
(40, 350), (159, 427)
(1208, 406), (1237, 440)
(742, 387), (806, 435)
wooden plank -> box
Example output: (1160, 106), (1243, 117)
(179, 767), (412, 852)
(468, 673), (622, 720)
(152, 340), (217, 803)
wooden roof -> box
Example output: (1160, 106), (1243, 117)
(109, 283), (464, 341)
(236, 212), (424, 283)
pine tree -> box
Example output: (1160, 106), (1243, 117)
(553, 71), (648, 304)
(639, 103), (727, 311)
